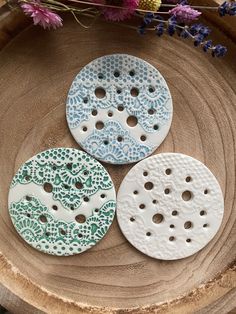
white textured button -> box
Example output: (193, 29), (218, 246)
(8, 148), (116, 256)
(66, 54), (172, 164)
(117, 153), (224, 260)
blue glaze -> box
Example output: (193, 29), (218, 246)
(66, 54), (173, 164)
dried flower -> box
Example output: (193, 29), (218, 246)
(138, 0), (162, 12)
(167, 16), (177, 36)
(189, 24), (210, 38)
(212, 44), (227, 57)
(180, 27), (190, 38)
(199, 26), (210, 38)
(138, 13), (156, 35)
(138, 13), (227, 57)
(156, 22), (164, 36)
(94, 0), (138, 21)
(194, 34), (204, 46)
(180, 0), (189, 4)
(169, 4), (201, 23)
(17, 0), (232, 58)
(138, 24), (146, 34)
(188, 24), (210, 46)
(20, 1), (62, 29)
(202, 40), (212, 52)
(143, 12), (155, 24)
(219, 1), (236, 16)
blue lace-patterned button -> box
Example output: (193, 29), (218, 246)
(66, 54), (173, 164)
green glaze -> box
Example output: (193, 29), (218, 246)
(8, 148), (116, 256)
(10, 196), (115, 256)
(11, 148), (113, 210)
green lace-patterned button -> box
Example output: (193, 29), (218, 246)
(8, 148), (116, 256)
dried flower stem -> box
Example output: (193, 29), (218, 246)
(140, 15), (222, 53)
(64, 0), (220, 14)
(42, 3), (97, 16)
(14, 0), (231, 57)
(44, 0), (100, 27)
(159, 4), (220, 10)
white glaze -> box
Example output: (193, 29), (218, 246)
(117, 153), (224, 260)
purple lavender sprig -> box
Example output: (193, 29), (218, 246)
(138, 13), (161, 35)
(169, 4), (201, 23)
(167, 16), (177, 36)
(218, 1), (236, 16)
(138, 14), (227, 57)
(164, 0), (235, 17)
(186, 23), (227, 56)
(189, 24), (211, 46)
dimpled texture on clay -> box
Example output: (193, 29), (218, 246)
(8, 148), (116, 256)
(66, 54), (173, 164)
(117, 153), (224, 260)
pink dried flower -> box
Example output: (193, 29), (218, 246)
(20, 1), (63, 29)
(94, 0), (138, 21)
(169, 4), (201, 23)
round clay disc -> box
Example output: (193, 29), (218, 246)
(8, 148), (116, 256)
(66, 54), (173, 164)
(117, 153), (224, 260)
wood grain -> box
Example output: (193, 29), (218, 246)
(0, 6), (29, 50)
(0, 283), (44, 314)
(0, 1), (236, 313)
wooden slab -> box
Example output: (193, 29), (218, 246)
(0, 1), (235, 312)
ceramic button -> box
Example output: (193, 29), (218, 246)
(8, 148), (116, 256)
(117, 153), (224, 260)
(66, 54), (173, 164)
